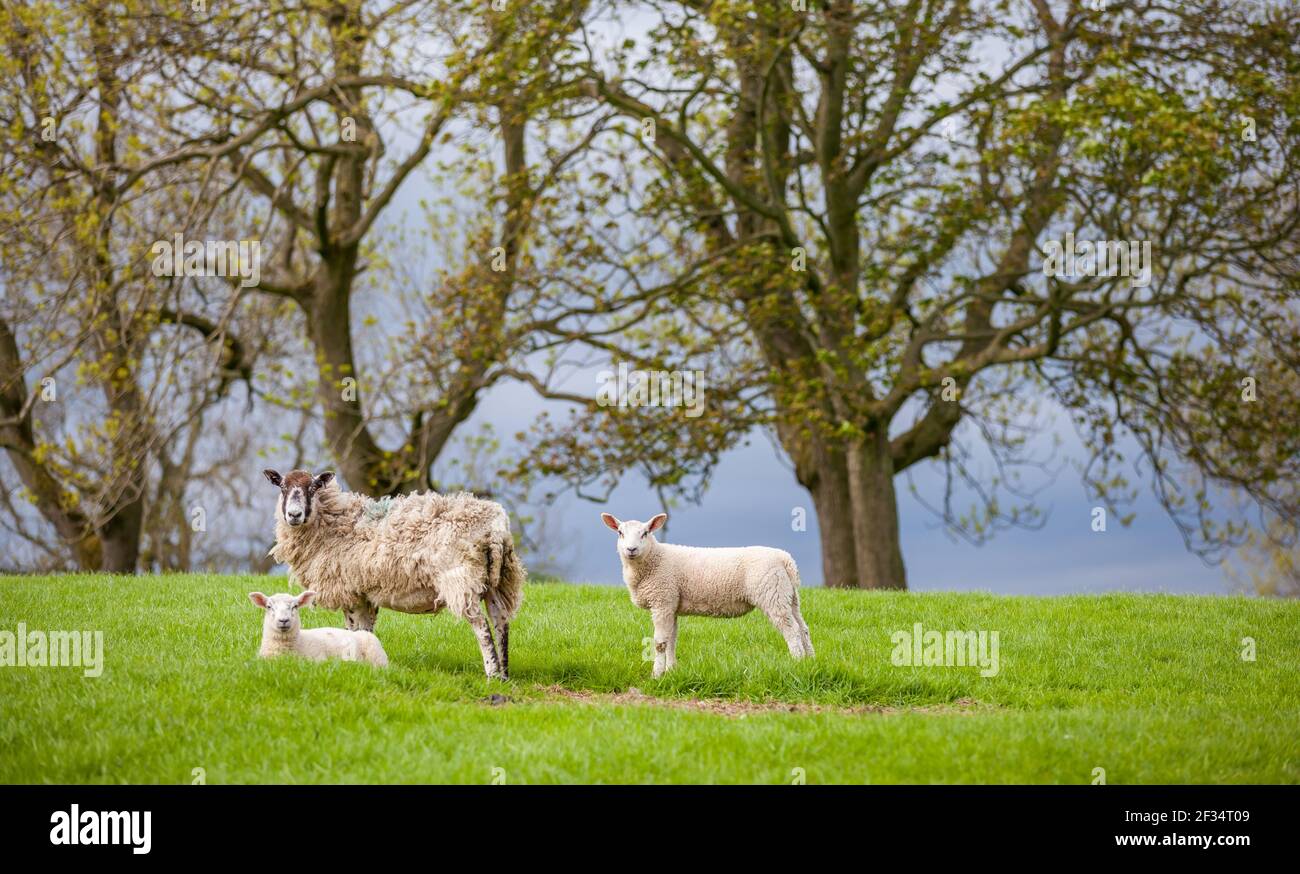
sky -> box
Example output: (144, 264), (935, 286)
(352, 12), (1244, 597)
(461, 371), (1235, 596)
(441, 7), (1244, 595)
(1, 3), (1247, 593)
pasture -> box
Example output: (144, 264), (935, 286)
(1, 575), (1296, 784)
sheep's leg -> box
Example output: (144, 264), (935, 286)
(665, 614), (678, 672)
(344, 601), (378, 633)
(791, 591), (814, 657)
(650, 608), (677, 678)
(465, 604), (504, 680)
(775, 612), (807, 659)
(487, 593), (510, 680)
(755, 567), (809, 660)
(760, 601), (807, 659)
(796, 615), (814, 657)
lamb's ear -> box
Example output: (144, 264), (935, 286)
(600, 513), (621, 531)
(312, 471), (334, 490)
(296, 590), (317, 608)
(647, 513), (667, 532)
(262, 469), (282, 488)
(249, 592), (269, 608)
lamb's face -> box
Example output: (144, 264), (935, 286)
(249, 591), (316, 635)
(600, 512), (667, 560)
(263, 468), (334, 527)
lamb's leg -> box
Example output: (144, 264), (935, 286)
(665, 614), (678, 672)
(465, 604), (504, 680)
(776, 612), (807, 659)
(650, 608), (677, 678)
(487, 592), (510, 680)
(759, 600), (807, 659)
(755, 567), (808, 659)
(791, 591), (814, 657)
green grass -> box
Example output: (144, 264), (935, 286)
(1, 574), (1297, 784)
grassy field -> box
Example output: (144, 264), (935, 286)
(1, 573), (1297, 784)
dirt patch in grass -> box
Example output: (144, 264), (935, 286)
(533, 684), (990, 717)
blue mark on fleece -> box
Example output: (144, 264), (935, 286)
(362, 495), (396, 523)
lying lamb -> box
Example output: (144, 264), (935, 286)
(263, 468), (524, 679)
(600, 512), (813, 677)
(249, 590), (389, 667)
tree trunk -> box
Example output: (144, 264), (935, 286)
(306, 260), (407, 495)
(0, 434), (102, 569)
(844, 426), (907, 589)
(98, 501), (144, 573)
(0, 317), (103, 569)
(807, 444), (860, 588)
(88, 9), (146, 573)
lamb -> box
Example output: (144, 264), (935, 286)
(263, 468), (525, 679)
(600, 512), (813, 677)
(249, 590), (389, 667)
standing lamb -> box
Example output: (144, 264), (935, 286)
(263, 469), (525, 679)
(600, 512), (813, 677)
(249, 591), (389, 667)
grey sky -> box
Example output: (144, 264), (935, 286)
(464, 368), (1233, 595)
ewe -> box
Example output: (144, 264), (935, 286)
(249, 591), (389, 667)
(263, 469), (524, 679)
(601, 512), (813, 677)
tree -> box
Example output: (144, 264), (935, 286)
(548, 0), (1300, 587)
(0, 0), (270, 571)
(148, 0), (638, 499)
(0, 0), (689, 570)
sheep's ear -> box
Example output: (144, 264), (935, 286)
(296, 590), (317, 608)
(600, 513), (621, 531)
(312, 471), (334, 490)
(647, 513), (667, 532)
(249, 592), (269, 608)
(262, 469), (282, 487)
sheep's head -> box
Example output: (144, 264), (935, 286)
(600, 512), (667, 560)
(249, 590), (316, 636)
(263, 469), (334, 527)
